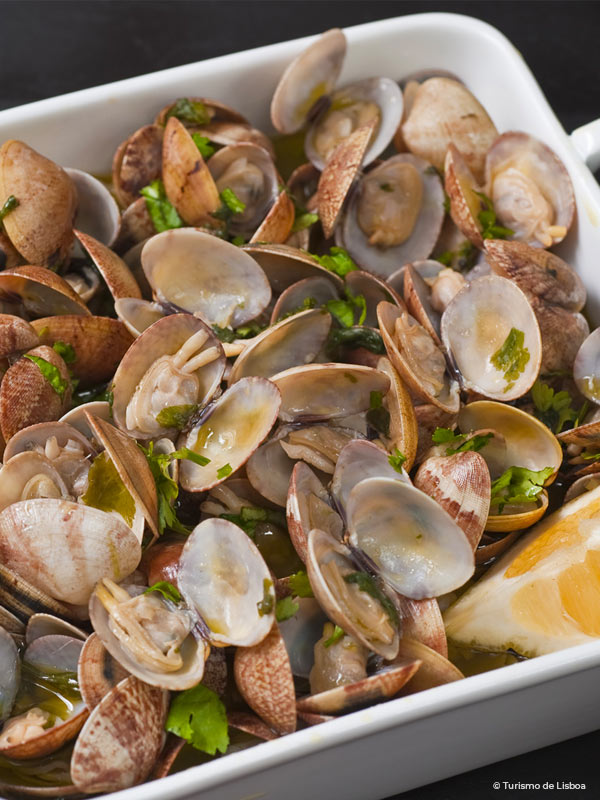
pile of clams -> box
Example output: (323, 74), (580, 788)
(0, 25), (595, 796)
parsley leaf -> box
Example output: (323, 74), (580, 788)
(311, 246), (358, 277)
(191, 133), (215, 159)
(143, 581), (182, 604)
(24, 354), (69, 399)
(52, 340), (76, 364)
(212, 188), (246, 227)
(275, 595), (299, 622)
(490, 328), (530, 391)
(327, 326), (385, 355)
(531, 379), (578, 434)
(165, 684), (229, 756)
(325, 289), (367, 328)
(474, 190), (514, 240)
(288, 570), (314, 598)
(220, 505), (286, 538)
(171, 447), (210, 467)
(343, 572), (399, 626)
(165, 98), (211, 126)
(291, 211), (319, 233)
(0, 195), (19, 223)
(432, 427), (493, 455)
(277, 296), (318, 321)
(81, 451), (136, 527)
(432, 427), (459, 444)
(490, 465), (554, 513)
(388, 449), (406, 472)
(140, 179), (184, 233)
(323, 624), (346, 648)
(155, 404), (199, 431)
(217, 463), (233, 479)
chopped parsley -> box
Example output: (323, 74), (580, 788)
(143, 581), (182, 605)
(531, 380), (579, 434)
(432, 427), (494, 456)
(343, 572), (399, 626)
(165, 684), (229, 756)
(191, 134), (215, 159)
(474, 190), (514, 240)
(490, 328), (530, 391)
(23, 354), (69, 400)
(211, 187), (246, 233)
(490, 465), (554, 513)
(388, 448), (406, 472)
(275, 596), (299, 622)
(278, 296), (318, 321)
(165, 98), (211, 126)
(140, 179), (184, 233)
(52, 340), (76, 364)
(288, 569), (314, 598)
(323, 625), (345, 648)
(291, 211), (319, 233)
(310, 246), (358, 277)
(325, 288), (367, 328)
(155, 404), (199, 431)
(216, 463), (233, 480)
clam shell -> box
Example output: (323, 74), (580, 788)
(345, 271), (403, 328)
(271, 362), (390, 422)
(242, 243), (343, 294)
(0, 499), (141, 606)
(0, 452), (69, 512)
(74, 229), (141, 300)
(4, 420), (96, 464)
(0, 315), (40, 358)
(178, 518), (275, 647)
(227, 308), (331, 385)
(112, 124), (163, 209)
(0, 266), (90, 317)
(155, 97), (248, 127)
(114, 297), (165, 338)
(0, 140), (77, 267)
(233, 624), (296, 735)
(0, 564), (74, 623)
(70, 675), (168, 793)
(270, 28), (346, 134)
(376, 356), (418, 471)
(414, 403), (458, 465)
(346, 477), (474, 599)
(66, 168), (120, 248)
(142, 228), (271, 327)
(395, 595), (447, 657)
(287, 461), (343, 562)
(390, 637), (464, 694)
(227, 711), (278, 740)
(77, 632), (130, 711)
(270, 276), (340, 324)
(250, 189), (294, 244)
(475, 529), (522, 565)
(486, 490), (549, 533)
(113, 198), (155, 252)
(571, 328), (600, 404)
(178, 377), (280, 492)
(530, 298), (589, 374)
(403, 263), (441, 344)
(0, 626), (19, 722)
(246, 437), (296, 507)
(25, 614), (86, 645)
(444, 143), (484, 248)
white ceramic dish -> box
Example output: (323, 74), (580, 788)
(1, 11), (600, 800)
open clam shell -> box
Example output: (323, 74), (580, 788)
(178, 517), (275, 647)
(114, 297), (165, 338)
(338, 154), (445, 278)
(0, 452), (70, 512)
(395, 595), (447, 657)
(77, 633), (129, 711)
(346, 477), (474, 599)
(390, 637), (464, 694)
(270, 28), (346, 134)
(0, 499), (141, 606)
(65, 168), (120, 249)
(111, 313), (225, 440)
(143, 228), (271, 327)
(246, 436), (297, 507)
(25, 614), (86, 645)
(270, 276), (340, 324)
(376, 356), (418, 470)
(70, 675), (168, 793)
(242, 242), (343, 295)
(306, 528), (400, 660)
(250, 189), (295, 245)
(441, 274), (542, 401)
(74, 230), (142, 301)
(0, 626), (19, 722)
(287, 461), (343, 562)
(574, 328), (600, 404)
(227, 308), (331, 385)
(179, 376), (280, 492)
(0, 266), (90, 318)
(272, 362), (390, 423)
(486, 490), (549, 533)
(345, 271), (403, 328)
(403, 263), (441, 344)
(444, 143), (485, 248)
(485, 132), (575, 247)
(3, 420), (96, 465)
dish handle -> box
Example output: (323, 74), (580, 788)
(571, 119), (600, 171)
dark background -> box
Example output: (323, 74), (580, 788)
(1, 1), (599, 798)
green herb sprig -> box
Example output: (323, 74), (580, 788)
(140, 179), (184, 233)
(490, 465), (554, 513)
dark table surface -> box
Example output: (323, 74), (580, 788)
(1, 1), (599, 798)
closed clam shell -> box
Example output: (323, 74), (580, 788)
(66, 168), (120, 248)
(414, 452), (491, 551)
(271, 362), (390, 422)
(401, 78), (497, 182)
(270, 28), (346, 134)
(70, 675), (168, 793)
(346, 478), (474, 599)
(441, 275), (542, 401)
(234, 624), (296, 735)
(0, 140), (77, 267)
(0, 315), (39, 357)
(77, 633), (129, 711)
(178, 518), (275, 647)
(143, 228), (271, 327)
(178, 377), (281, 492)
(0, 345), (72, 441)
(0, 266), (90, 317)
(162, 117), (220, 226)
(0, 499), (141, 606)
(112, 124), (163, 209)
(32, 315), (134, 388)
(227, 308), (331, 385)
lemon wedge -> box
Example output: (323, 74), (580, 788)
(443, 484), (600, 657)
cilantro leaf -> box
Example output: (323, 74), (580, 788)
(140, 179), (184, 233)
(165, 684), (229, 756)
(388, 449), (406, 472)
(155, 404), (199, 431)
(81, 451), (135, 527)
(165, 98), (211, 126)
(24, 354), (69, 399)
(432, 427), (459, 444)
(490, 465), (554, 513)
(311, 246), (358, 277)
(0, 195), (19, 223)
(52, 340), (76, 364)
(217, 463), (233, 479)
(191, 134), (215, 159)
(531, 379), (579, 434)
(275, 595), (299, 622)
(325, 289), (367, 329)
(144, 581), (182, 604)
(291, 211), (319, 233)
(448, 432), (494, 455)
(474, 190), (514, 240)
(288, 570), (314, 598)
(490, 327), (530, 390)
(343, 572), (399, 625)
(323, 624), (346, 648)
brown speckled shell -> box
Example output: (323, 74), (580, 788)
(74, 230), (141, 300)
(0, 314), (39, 357)
(250, 189), (295, 244)
(78, 633), (130, 711)
(444, 143), (483, 248)
(112, 124), (163, 209)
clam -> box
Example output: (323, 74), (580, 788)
(112, 124), (163, 209)
(3, 420), (96, 465)
(65, 168), (120, 248)
(0, 315), (38, 357)
(287, 461), (343, 562)
(401, 77), (498, 182)
(142, 228), (271, 327)
(0, 626), (19, 722)
(0, 452), (70, 512)
(441, 274), (542, 401)
(0, 266), (90, 318)
(278, 423), (359, 474)
(242, 242), (343, 294)
(78, 632), (130, 711)
(178, 518), (275, 647)
(25, 614), (86, 645)
(395, 595), (448, 657)
(114, 297), (165, 338)
(113, 198), (156, 253)
(309, 624), (369, 694)
(346, 478), (474, 599)
(270, 276), (340, 324)
(246, 435), (297, 508)
(337, 154), (445, 278)
(0, 231), (22, 269)
(402, 264), (442, 344)
(250, 188), (295, 245)
(0, 564), (74, 624)
(89, 579), (208, 690)
(279, 597), (328, 679)
(60, 401), (111, 439)
(73, 230), (142, 301)
(375, 356), (418, 470)
(270, 28), (346, 135)
(444, 143), (486, 248)
(0, 140), (77, 268)
(485, 132), (575, 247)
(179, 377), (280, 492)
(227, 308), (332, 385)
(111, 313), (225, 440)
(306, 528), (400, 660)
(391, 637), (464, 694)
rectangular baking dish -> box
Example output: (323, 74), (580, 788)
(1, 12), (600, 800)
